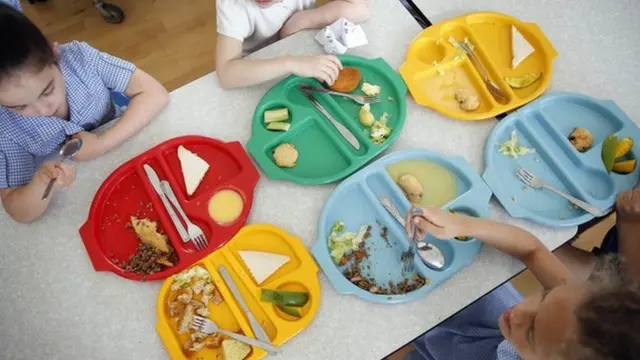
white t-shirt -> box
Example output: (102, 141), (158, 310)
(216, 0), (316, 54)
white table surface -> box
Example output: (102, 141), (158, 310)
(2, 0), (637, 359)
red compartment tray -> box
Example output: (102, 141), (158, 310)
(79, 135), (260, 281)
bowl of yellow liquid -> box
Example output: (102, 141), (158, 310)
(208, 189), (244, 226)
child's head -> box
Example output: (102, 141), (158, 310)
(0, 3), (67, 118)
(501, 256), (639, 360)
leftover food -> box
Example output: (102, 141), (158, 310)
(454, 88), (480, 112)
(568, 127), (593, 152)
(208, 189), (243, 225)
(238, 250), (290, 284)
(498, 131), (535, 158)
(261, 289), (309, 307)
(264, 108), (289, 123)
(328, 222), (370, 264)
(397, 174), (423, 204)
(505, 72), (542, 89)
(178, 145), (210, 196)
(603, 134), (636, 174)
(361, 82), (381, 96)
(113, 217), (178, 275)
(370, 117), (392, 144)
(167, 266), (224, 352)
(330, 67), (361, 93)
(222, 339), (251, 360)
(273, 143), (298, 168)
(266, 122), (290, 132)
(359, 103), (375, 127)
(511, 26), (534, 69)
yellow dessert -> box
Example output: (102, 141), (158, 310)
(208, 189), (244, 225)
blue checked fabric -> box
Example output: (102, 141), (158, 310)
(406, 283), (523, 360)
(0, 41), (135, 188)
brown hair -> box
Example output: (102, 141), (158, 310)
(564, 256), (640, 360)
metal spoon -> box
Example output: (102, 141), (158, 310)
(41, 138), (83, 200)
(460, 42), (508, 103)
(380, 197), (446, 270)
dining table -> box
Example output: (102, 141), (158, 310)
(1, 0), (638, 359)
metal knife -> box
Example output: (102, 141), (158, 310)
(218, 265), (280, 355)
(301, 90), (360, 150)
(142, 164), (189, 242)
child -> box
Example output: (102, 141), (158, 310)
(0, 2), (169, 223)
(215, 0), (370, 88)
(403, 207), (639, 360)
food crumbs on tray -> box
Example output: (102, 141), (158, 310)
(511, 196), (517, 202)
(387, 96), (395, 102)
(330, 222), (427, 295)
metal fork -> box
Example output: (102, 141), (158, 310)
(515, 167), (605, 217)
(191, 316), (281, 354)
(161, 181), (209, 251)
(459, 42), (508, 103)
(298, 84), (380, 105)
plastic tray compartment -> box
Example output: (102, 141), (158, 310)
(483, 92), (640, 227)
(312, 149), (492, 304)
(400, 11), (557, 121)
(247, 55), (408, 185)
(80, 135), (260, 281)
(157, 224), (321, 359)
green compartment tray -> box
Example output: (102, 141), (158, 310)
(247, 55), (408, 185)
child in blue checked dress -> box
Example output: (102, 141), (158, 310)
(0, 1), (169, 223)
(402, 207), (639, 360)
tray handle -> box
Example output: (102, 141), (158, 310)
(79, 220), (113, 272)
(522, 22), (558, 59)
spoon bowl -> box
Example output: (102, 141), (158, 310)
(41, 138), (84, 200)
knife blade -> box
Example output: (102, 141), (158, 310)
(142, 164), (189, 242)
(301, 91), (360, 150)
(218, 265), (279, 354)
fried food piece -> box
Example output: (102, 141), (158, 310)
(454, 88), (480, 112)
(330, 67), (361, 93)
(397, 174), (423, 204)
(130, 217), (170, 253)
(273, 143), (298, 168)
(568, 127), (593, 152)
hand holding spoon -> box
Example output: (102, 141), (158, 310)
(41, 138), (83, 200)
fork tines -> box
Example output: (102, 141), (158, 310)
(192, 235), (208, 251)
(191, 316), (206, 331)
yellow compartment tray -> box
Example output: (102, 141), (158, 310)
(400, 12), (557, 121)
(156, 224), (321, 360)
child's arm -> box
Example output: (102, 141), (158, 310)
(1, 162), (76, 223)
(280, 0), (370, 38)
(72, 69), (169, 161)
(615, 188), (640, 278)
(407, 207), (574, 289)
(215, 35), (342, 89)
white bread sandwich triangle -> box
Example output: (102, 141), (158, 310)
(238, 250), (290, 284)
(512, 25), (535, 69)
(178, 145), (210, 196)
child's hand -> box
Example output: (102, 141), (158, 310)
(71, 131), (106, 161)
(405, 207), (471, 240)
(35, 161), (76, 189)
(616, 188), (640, 221)
(290, 55), (343, 85)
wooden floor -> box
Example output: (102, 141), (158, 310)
(23, 0), (217, 91)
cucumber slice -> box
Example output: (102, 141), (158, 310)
(266, 122), (290, 132)
(261, 289), (309, 307)
(277, 305), (301, 318)
(264, 108), (289, 123)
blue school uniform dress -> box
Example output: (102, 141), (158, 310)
(0, 41), (135, 188)
(405, 283), (523, 360)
